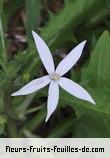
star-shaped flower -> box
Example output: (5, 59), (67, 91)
(11, 31), (96, 122)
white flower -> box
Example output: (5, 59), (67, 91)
(11, 31), (96, 122)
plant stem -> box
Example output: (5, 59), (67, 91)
(4, 90), (18, 138)
(0, 0), (7, 62)
(6, 117), (18, 138)
(0, 16), (6, 52)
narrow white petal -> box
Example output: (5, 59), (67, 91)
(11, 75), (50, 96)
(46, 82), (59, 122)
(59, 77), (96, 104)
(32, 31), (55, 74)
(55, 41), (87, 76)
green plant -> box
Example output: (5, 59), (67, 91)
(0, 0), (110, 137)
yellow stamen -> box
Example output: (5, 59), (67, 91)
(50, 73), (60, 81)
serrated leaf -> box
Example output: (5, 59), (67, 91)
(41, 0), (105, 49)
(60, 31), (110, 120)
(60, 87), (110, 118)
(82, 31), (110, 88)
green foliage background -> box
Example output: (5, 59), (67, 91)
(0, 0), (110, 137)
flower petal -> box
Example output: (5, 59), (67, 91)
(59, 77), (96, 104)
(46, 82), (59, 122)
(11, 75), (50, 96)
(55, 41), (87, 76)
(32, 31), (55, 74)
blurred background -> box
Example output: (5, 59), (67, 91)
(0, 0), (110, 138)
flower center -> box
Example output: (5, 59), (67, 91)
(50, 73), (60, 81)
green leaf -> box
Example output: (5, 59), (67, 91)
(48, 116), (75, 138)
(74, 113), (110, 137)
(82, 31), (110, 88)
(0, 14), (6, 58)
(25, 0), (41, 39)
(14, 94), (36, 119)
(60, 31), (110, 121)
(4, 0), (24, 19)
(41, 0), (105, 49)
(22, 106), (46, 132)
(0, 0), (3, 14)
(60, 87), (110, 118)
(0, 115), (6, 135)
